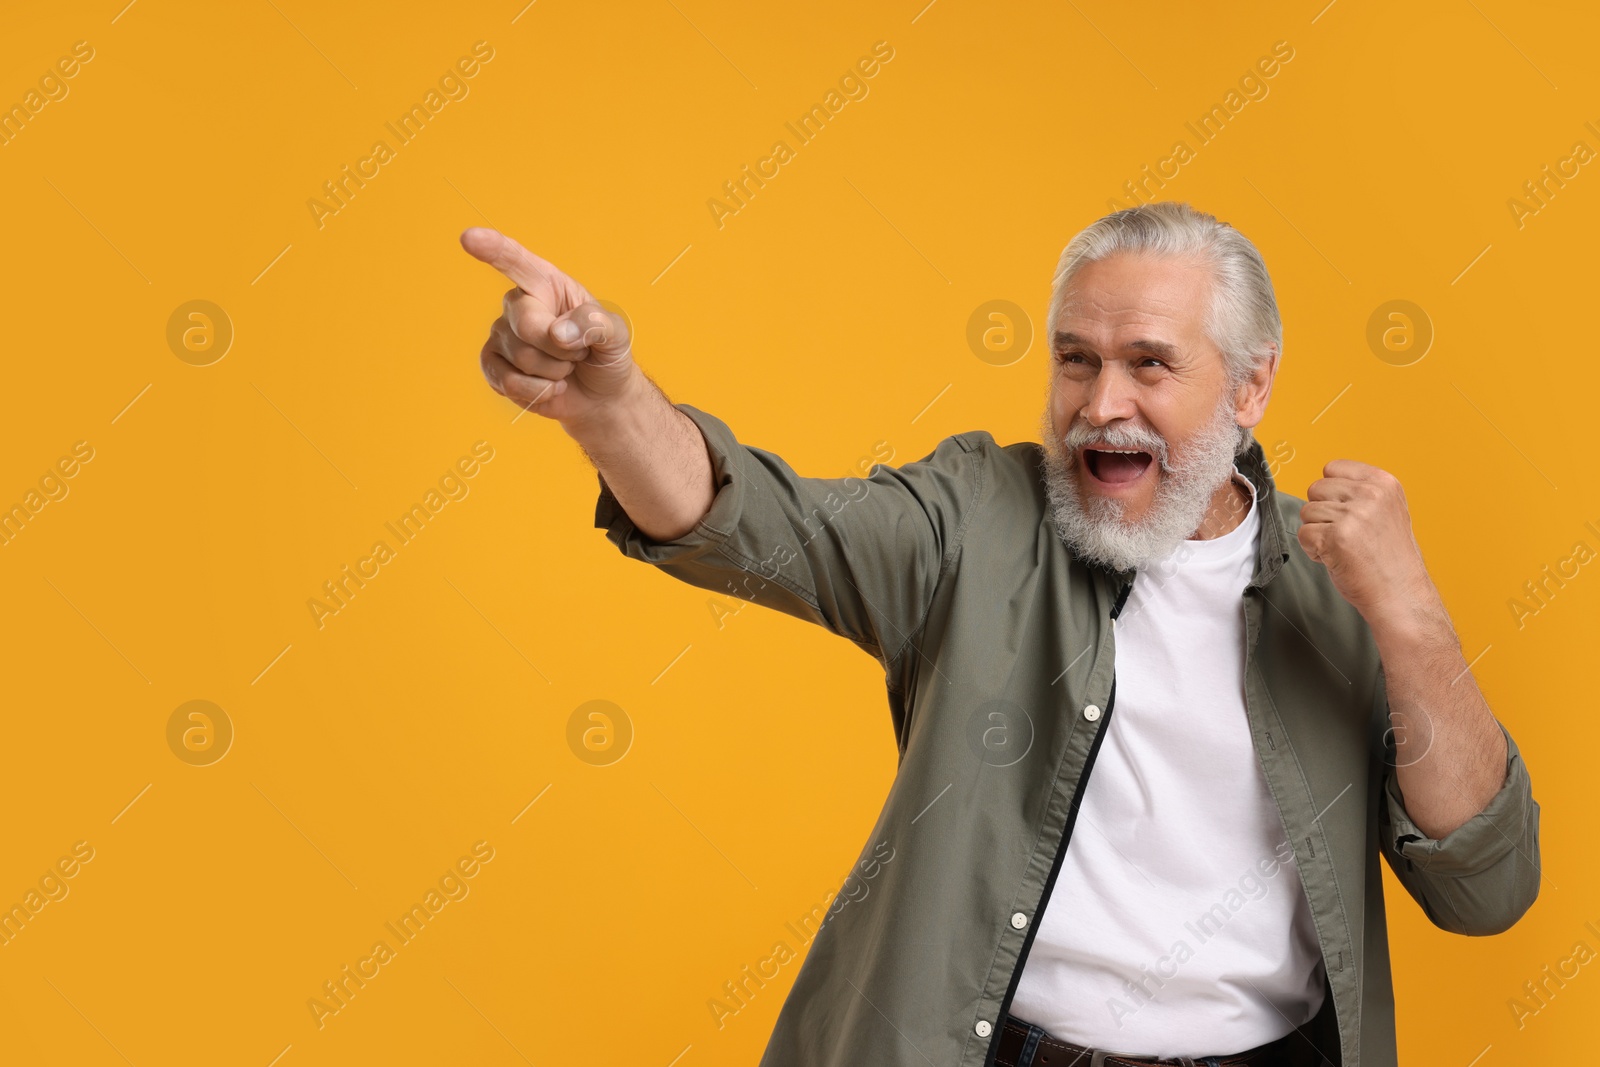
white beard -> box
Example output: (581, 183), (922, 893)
(1038, 395), (1244, 573)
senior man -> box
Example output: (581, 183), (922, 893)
(461, 201), (1540, 1067)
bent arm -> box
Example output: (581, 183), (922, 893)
(1374, 665), (1542, 936)
(1371, 596), (1507, 839)
(563, 367), (715, 542)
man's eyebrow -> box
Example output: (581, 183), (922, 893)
(1052, 331), (1180, 360)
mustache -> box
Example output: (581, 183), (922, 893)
(1058, 419), (1172, 473)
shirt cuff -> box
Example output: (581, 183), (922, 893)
(1383, 719), (1532, 878)
(592, 403), (745, 562)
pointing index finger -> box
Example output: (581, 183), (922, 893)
(459, 227), (557, 293)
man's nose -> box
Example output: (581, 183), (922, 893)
(1080, 364), (1138, 425)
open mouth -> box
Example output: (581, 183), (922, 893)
(1080, 446), (1155, 487)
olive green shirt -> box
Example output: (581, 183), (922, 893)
(594, 404), (1542, 1067)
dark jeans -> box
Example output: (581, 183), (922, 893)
(997, 973), (1341, 1067)
(1001, 1014), (1289, 1067)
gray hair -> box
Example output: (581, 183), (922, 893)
(1045, 201), (1282, 392)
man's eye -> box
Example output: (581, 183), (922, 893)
(1055, 352), (1085, 363)
(1140, 357), (1165, 368)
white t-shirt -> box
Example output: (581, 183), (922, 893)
(1009, 468), (1325, 1057)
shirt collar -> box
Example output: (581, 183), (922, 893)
(1095, 435), (1290, 611)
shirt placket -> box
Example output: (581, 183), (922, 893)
(974, 569), (1132, 1066)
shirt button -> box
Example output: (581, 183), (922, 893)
(1083, 704), (1101, 721)
(1011, 912), (1028, 929)
(975, 1020), (993, 1038)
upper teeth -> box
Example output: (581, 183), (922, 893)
(1094, 448), (1143, 454)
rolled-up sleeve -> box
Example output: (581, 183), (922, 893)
(1378, 716), (1541, 936)
(594, 403), (987, 681)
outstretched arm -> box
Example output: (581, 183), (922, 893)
(569, 370), (716, 543)
(460, 226), (715, 541)
(460, 226), (986, 689)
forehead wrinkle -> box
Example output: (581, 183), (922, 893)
(1058, 280), (1195, 316)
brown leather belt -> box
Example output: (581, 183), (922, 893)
(994, 1015), (1298, 1067)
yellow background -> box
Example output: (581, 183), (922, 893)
(1, 1), (1595, 1064)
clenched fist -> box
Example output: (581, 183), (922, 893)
(1297, 459), (1439, 627)
(460, 227), (636, 425)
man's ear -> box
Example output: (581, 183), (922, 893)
(1233, 346), (1280, 430)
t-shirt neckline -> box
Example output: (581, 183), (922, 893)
(1176, 467), (1258, 560)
